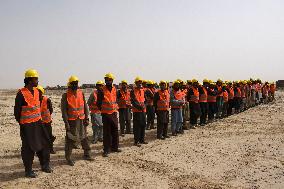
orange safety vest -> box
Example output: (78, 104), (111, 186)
(270, 85), (276, 93)
(223, 90), (229, 102)
(132, 87), (146, 113)
(89, 90), (101, 114)
(207, 88), (217, 103)
(228, 87), (234, 100)
(20, 87), (41, 124)
(101, 86), (118, 114)
(199, 87), (208, 103)
(118, 89), (131, 109)
(262, 86), (269, 96)
(256, 83), (262, 92)
(217, 86), (223, 97)
(40, 96), (52, 123)
(235, 87), (241, 98)
(67, 89), (85, 120)
(171, 90), (184, 109)
(180, 89), (187, 99)
(189, 87), (199, 103)
(157, 89), (170, 111)
(145, 88), (156, 106)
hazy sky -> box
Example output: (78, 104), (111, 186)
(0, 0), (283, 88)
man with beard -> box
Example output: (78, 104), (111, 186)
(61, 75), (93, 165)
(14, 69), (51, 178)
(154, 81), (170, 139)
(88, 80), (104, 144)
(117, 80), (132, 136)
(131, 77), (148, 146)
(97, 73), (122, 157)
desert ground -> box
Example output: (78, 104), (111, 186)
(0, 89), (283, 189)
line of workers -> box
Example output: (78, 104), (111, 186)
(14, 69), (276, 178)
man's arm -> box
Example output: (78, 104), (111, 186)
(153, 92), (159, 110)
(61, 93), (70, 131)
(96, 89), (104, 110)
(87, 91), (94, 107)
(130, 90), (142, 110)
(47, 98), (53, 115)
(14, 91), (23, 123)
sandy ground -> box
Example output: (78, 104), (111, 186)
(0, 89), (283, 189)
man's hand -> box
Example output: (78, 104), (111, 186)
(83, 118), (89, 126)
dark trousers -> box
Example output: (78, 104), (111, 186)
(222, 102), (228, 117)
(234, 97), (241, 113)
(208, 102), (216, 120)
(146, 105), (155, 128)
(133, 112), (146, 143)
(21, 146), (50, 172)
(157, 122), (168, 138)
(119, 108), (131, 134)
(227, 99), (234, 115)
(21, 133), (50, 172)
(43, 123), (55, 151)
(156, 111), (169, 138)
(102, 113), (119, 153)
(65, 138), (91, 160)
(199, 102), (208, 124)
(189, 102), (200, 125)
(20, 123), (50, 172)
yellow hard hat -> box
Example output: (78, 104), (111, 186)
(25, 69), (39, 78)
(203, 78), (209, 83)
(187, 80), (192, 83)
(222, 83), (227, 87)
(69, 75), (79, 83)
(147, 80), (154, 85)
(37, 85), (45, 94)
(173, 80), (180, 84)
(135, 76), (143, 83)
(217, 78), (223, 83)
(159, 80), (167, 85)
(96, 80), (104, 85)
(121, 80), (128, 84)
(192, 79), (198, 83)
(104, 73), (115, 80)
(209, 80), (213, 83)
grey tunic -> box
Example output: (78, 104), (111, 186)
(61, 91), (89, 141)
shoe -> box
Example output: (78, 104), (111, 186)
(140, 141), (148, 144)
(112, 148), (122, 153)
(172, 133), (177, 136)
(102, 152), (109, 157)
(121, 134), (125, 137)
(164, 135), (170, 138)
(158, 136), (165, 140)
(83, 155), (94, 161)
(41, 166), (52, 173)
(50, 149), (56, 154)
(25, 170), (37, 178)
(67, 159), (75, 166)
(134, 142), (141, 147)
